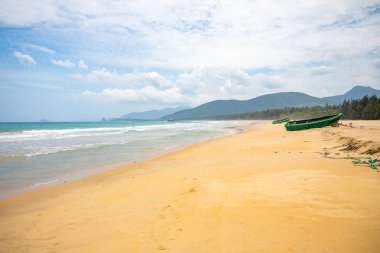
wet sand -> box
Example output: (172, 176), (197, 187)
(1, 121), (379, 252)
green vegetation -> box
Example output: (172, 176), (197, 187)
(203, 95), (380, 120)
(341, 95), (380, 120)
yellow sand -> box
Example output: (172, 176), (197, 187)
(1, 121), (380, 253)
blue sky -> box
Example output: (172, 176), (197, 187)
(0, 0), (379, 121)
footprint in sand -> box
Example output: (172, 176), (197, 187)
(157, 245), (167, 251)
(162, 204), (172, 211)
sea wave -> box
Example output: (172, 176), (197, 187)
(30, 178), (59, 188)
(5, 141), (129, 158)
(0, 127), (128, 142)
(0, 121), (234, 142)
(0, 121), (248, 158)
(0, 120), (251, 197)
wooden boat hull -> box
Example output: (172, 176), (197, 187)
(285, 113), (343, 131)
(272, 118), (290, 124)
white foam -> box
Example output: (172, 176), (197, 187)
(30, 178), (59, 188)
(17, 141), (129, 157)
(0, 127), (128, 142)
(0, 123), (202, 143)
(0, 121), (250, 158)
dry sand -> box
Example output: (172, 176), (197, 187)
(0, 121), (379, 253)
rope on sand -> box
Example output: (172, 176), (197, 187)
(347, 154), (380, 170)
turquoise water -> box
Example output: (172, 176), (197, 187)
(0, 120), (250, 197)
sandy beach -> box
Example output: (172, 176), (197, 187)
(1, 121), (379, 253)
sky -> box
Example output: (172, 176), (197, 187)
(0, 0), (379, 121)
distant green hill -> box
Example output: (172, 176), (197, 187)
(161, 86), (380, 120)
(162, 92), (331, 120)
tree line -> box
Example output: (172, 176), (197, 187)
(341, 95), (380, 120)
(203, 95), (380, 120)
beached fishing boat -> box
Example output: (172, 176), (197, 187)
(272, 118), (290, 124)
(285, 113), (343, 131)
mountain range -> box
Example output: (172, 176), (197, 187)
(161, 86), (380, 120)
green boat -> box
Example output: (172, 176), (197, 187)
(272, 118), (290, 124)
(285, 113), (343, 131)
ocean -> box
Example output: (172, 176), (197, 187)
(0, 120), (250, 197)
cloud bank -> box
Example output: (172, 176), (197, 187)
(1, 0), (380, 118)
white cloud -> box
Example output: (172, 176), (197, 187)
(2, 1), (379, 69)
(310, 66), (335, 76)
(3, 0), (380, 106)
(13, 51), (36, 64)
(83, 86), (184, 104)
(78, 68), (288, 106)
(71, 69), (173, 89)
(23, 43), (54, 54)
(176, 68), (286, 103)
(51, 59), (75, 68)
(78, 59), (88, 69)
(0, 0), (59, 26)
(373, 59), (380, 69)
(354, 75), (379, 87)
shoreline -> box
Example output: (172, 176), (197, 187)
(0, 121), (248, 199)
(0, 122), (248, 200)
(1, 121), (379, 252)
